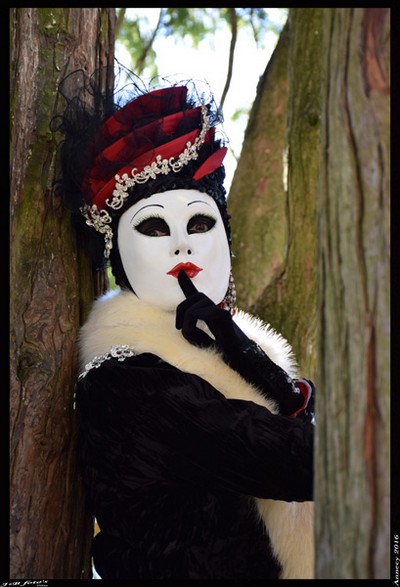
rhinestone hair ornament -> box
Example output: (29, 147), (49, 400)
(81, 104), (210, 258)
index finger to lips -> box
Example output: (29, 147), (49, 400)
(178, 269), (198, 298)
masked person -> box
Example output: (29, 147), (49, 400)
(53, 68), (315, 580)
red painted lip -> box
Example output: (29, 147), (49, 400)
(167, 262), (203, 279)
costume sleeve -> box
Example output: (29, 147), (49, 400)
(77, 354), (313, 503)
(224, 339), (315, 419)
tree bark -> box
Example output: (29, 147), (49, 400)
(229, 9), (322, 377)
(228, 23), (289, 313)
(315, 8), (390, 579)
(10, 8), (115, 579)
(229, 6), (390, 578)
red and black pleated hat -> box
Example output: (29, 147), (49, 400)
(53, 67), (230, 266)
(83, 85), (227, 212)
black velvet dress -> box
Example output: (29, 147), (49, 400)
(76, 350), (313, 580)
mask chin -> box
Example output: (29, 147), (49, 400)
(124, 264), (231, 313)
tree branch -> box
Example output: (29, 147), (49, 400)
(135, 8), (165, 75)
(220, 7), (238, 109)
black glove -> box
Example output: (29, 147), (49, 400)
(176, 269), (248, 352)
(176, 270), (314, 419)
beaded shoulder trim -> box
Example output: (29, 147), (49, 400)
(74, 344), (136, 409)
(78, 344), (137, 380)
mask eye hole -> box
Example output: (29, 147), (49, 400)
(135, 217), (170, 237)
(187, 214), (216, 234)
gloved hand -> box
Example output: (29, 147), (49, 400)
(175, 269), (248, 352)
(176, 270), (314, 419)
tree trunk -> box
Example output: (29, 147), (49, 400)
(229, 6), (389, 579)
(229, 9), (322, 377)
(229, 22), (290, 313)
(10, 8), (115, 579)
(315, 8), (390, 579)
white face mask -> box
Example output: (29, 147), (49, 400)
(117, 189), (231, 312)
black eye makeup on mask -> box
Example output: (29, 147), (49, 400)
(134, 215), (170, 237)
(187, 214), (216, 234)
(134, 213), (216, 237)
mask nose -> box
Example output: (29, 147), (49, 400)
(174, 247), (192, 256)
(171, 227), (193, 256)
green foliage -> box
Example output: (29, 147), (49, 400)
(162, 8), (219, 47)
(116, 9), (159, 77)
(231, 106), (250, 122)
(219, 7), (280, 46)
(116, 8), (287, 78)
(107, 264), (117, 290)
